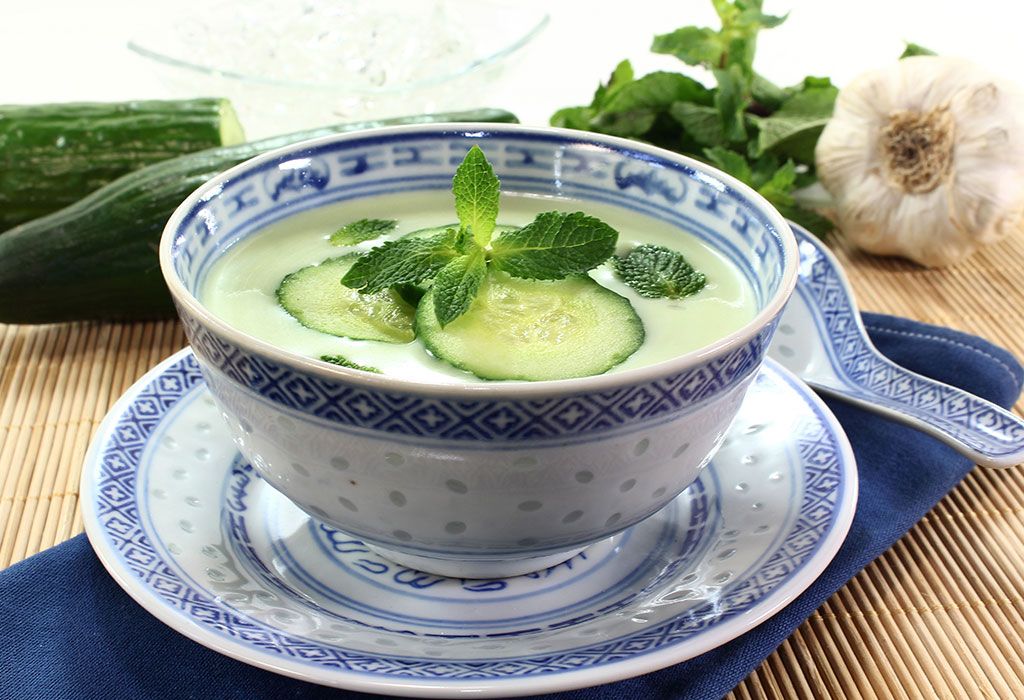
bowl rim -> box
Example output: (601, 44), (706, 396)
(127, 5), (550, 94)
(159, 122), (798, 399)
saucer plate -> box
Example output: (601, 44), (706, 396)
(82, 351), (856, 697)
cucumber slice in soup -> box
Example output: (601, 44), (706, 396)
(416, 272), (644, 381)
(277, 255), (415, 343)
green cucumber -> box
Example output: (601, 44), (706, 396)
(416, 272), (644, 381)
(0, 108), (518, 323)
(277, 256), (415, 343)
(0, 98), (245, 229)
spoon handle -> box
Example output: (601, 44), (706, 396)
(783, 224), (1024, 469)
(808, 359), (1024, 470)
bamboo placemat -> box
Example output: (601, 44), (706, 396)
(1, 235), (1023, 698)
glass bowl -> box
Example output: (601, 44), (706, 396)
(128, 0), (548, 137)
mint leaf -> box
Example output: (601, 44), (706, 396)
(550, 106), (595, 130)
(615, 245), (707, 299)
(669, 102), (726, 147)
(392, 283), (427, 307)
(748, 153), (787, 188)
(714, 0), (787, 31)
(713, 65), (750, 143)
(452, 145), (500, 246)
(342, 229), (461, 293)
(755, 159), (797, 206)
(490, 212), (617, 280)
(552, 60), (638, 131)
(320, 354), (381, 373)
(751, 72), (789, 110)
(593, 59), (636, 108)
(753, 79), (837, 161)
(432, 250), (487, 327)
(330, 218), (396, 246)
(732, 3), (787, 29)
(900, 42), (936, 58)
(651, 26), (722, 66)
(703, 145), (753, 182)
(704, 148), (833, 239)
(595, 71), (712, 137)
(777, 203), (833, 236)
(754, 113), (829, 163)
(603, 72), (713, 111)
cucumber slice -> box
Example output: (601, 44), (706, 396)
(416, 272), (644, 381)
(403, 223), (519, 239)
(277, 255), (415, 343)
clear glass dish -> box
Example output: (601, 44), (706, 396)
(128, 0), (548, 137)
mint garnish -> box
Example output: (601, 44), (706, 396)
(330, 218), (397, 246)
(320, 354), (381, 373)
(342, 229), (464, 293)
(452, 145), (500, 246)
(341, 147), (621, 327)
(490, 212), (618, 280)
(392, 282), (427, 307)
(615, 245), (707, 299)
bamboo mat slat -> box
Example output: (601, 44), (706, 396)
(2, 234), (1024, 698)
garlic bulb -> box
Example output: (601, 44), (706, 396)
(815, 56), (1024, 267)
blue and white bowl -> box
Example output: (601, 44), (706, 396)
(159, 124), (798, 578)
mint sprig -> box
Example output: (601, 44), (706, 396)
(615, 245), (707, 299)
(341, 147), (622, 327)
(330, 218), (397, 246)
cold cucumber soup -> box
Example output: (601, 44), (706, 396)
(202, 191), (755, 384)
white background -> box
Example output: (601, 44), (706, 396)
(1, 1), (1021, 129)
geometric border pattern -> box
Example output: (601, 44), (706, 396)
(92, 351), (847, 680)
(182, 306), (773, 442)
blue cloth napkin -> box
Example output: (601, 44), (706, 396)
(1, 313), (1021, 700)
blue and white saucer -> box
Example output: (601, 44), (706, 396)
(82, 350), (856, 697)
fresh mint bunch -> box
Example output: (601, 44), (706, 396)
(330, 218), (397, 246)
(550, 0), (838, 235)
(342, 145), (619, 327)
(615, 245), (707, 299)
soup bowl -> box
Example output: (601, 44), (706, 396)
(160, 123), (798, 577)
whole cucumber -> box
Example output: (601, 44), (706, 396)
(0, 109), (518, 324)
(0, 98), (245, 229)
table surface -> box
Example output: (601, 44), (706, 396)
(3, 2), (1024, 697)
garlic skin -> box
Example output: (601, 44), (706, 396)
(815, 56), (1024, 267)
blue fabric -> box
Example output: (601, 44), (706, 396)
(1, 313), (1021, 700)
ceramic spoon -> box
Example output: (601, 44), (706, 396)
(767, 224), (1024, 469)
